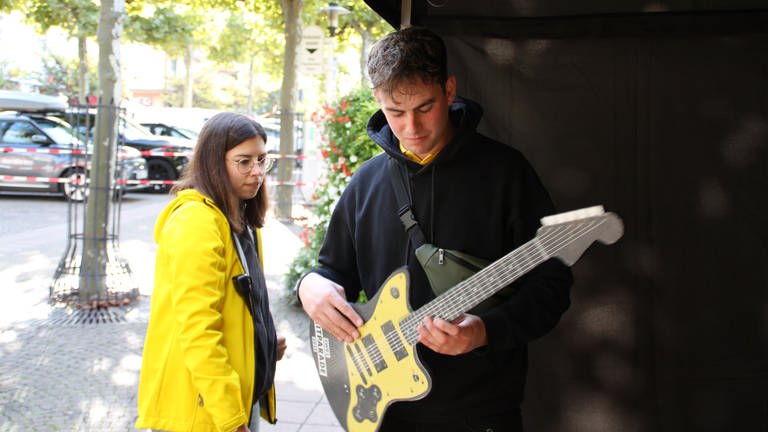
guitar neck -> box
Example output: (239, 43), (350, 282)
(399, 237), (547, 345)
(397, 212), (616, 346)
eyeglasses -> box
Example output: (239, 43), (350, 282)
(230, 156), (274, 174)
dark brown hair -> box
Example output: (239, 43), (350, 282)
(367, 26), (448, 96)
(172, 112), (268, 232)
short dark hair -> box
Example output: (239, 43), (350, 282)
(172, 112), (269, 232)
(367, 26), (448, 96)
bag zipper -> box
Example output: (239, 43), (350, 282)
(438, 248), (485, 272)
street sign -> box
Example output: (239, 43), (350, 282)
(300, 25), (325, 75)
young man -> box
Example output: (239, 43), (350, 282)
(298, 26), (573, 431)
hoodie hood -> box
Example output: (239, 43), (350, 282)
(366, 95), (484, 166)
(154, 189), (223, 244)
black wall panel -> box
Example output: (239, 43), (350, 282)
(364, 2), (768, 429)
(446, 33), (768, 432)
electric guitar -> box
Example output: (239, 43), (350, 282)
(309, 206), (624, 432)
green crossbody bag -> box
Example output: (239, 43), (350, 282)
(389, 158), (507, 314)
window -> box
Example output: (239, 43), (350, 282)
(34, 118), (81, 146)
(1, 121), (43, 144)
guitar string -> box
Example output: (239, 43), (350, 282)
(408, 219), (604, 333)
(400, 218), (606, 344)
(397, 223), (578, 349)
(359, 218), (607, 367)
(361, 220), (593, 366)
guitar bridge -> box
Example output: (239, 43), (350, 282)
(352, 384), (382, 423)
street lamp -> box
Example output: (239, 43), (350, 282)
(320, 2), (350, 37)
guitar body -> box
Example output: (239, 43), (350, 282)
(310, 268), (431, 432)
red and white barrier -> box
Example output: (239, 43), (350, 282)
(2, 148), (325, 188)
(2, 147), (87, 155)
(0, 176), (326, 187)
(2, 147), (320, 160)
(2, 147), (188, 158)
(270, 180), (324, 187)
(1, 175), (76, 184)
(268, 153), (321, 160)
(137, 150), (191, 157)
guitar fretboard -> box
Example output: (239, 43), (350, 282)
(396, 217), (609, 345)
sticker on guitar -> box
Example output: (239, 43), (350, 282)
(311, 322), (331, 377)
(308, 205), (624, 432)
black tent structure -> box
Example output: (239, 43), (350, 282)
(362, 1), (768, 430)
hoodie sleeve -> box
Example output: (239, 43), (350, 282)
(479, 155), (574, 352)
(310, 184), (364, 302)
(161, 202), (249, 430)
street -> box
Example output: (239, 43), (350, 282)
(0, 192), (169, 325)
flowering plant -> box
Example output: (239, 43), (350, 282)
(284, 88), (381, 294)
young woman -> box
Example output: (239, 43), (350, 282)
(136, 112), (286, 432)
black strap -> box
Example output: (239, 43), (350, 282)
(388, 157), (427, 248)
(232, 228), (277, 404)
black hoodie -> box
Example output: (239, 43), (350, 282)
(312, 96), (573, 421)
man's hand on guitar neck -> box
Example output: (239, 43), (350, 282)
(417, 314), (489, 355)
(298, 272), (364, 343)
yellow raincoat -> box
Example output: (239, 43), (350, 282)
(136, 189), (276, 432)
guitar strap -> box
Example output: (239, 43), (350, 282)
(388, 157), (428, 249)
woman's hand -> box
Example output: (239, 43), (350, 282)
(277, 334), (287, 360)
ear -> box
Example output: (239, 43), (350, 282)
(445, 76), (457, 104)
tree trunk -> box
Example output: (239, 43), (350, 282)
(276, 0), (303, 221)
(360, 30), (372, 88)
(247, 55), (254, 115)
(352, 22), (372, 88)
(77, 36), (89, 104)
(183, 43), (193, 108)
(80, 0), (123, 304)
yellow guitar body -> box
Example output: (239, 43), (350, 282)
(310, 268), (431, 432)
(344, 270), (430, 431)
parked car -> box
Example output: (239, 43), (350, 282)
(0, 111), (148, 201)
(140, 122), (199, 140)
(53, 110), (194, 192)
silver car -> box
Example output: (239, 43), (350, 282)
(0, 111), (148, 201)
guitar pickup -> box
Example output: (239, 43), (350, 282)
(362, 334), (388, 373)
(381, 320), (408, 361)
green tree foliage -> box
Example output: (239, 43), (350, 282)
(284, 87), (381, 293)
(125, 4), (205, 54)
(34, 49), (97, 97)
(24, 0), (98, 37)
(209, 3), (283, 75)
(0, 60), (23, 89)
(20, 0), (99, 102)
(208, 4), (284, 114)
(0, 0), (17, 13)
(125, 3), (210, 107)
(345, 1), (394, 85)
(307, 1), (394, 86)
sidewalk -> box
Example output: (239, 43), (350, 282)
(0, 201), (343, 432)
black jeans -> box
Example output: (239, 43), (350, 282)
(378, 410), (523, 432)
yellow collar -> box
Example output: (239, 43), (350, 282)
(399, 142), (443, 166)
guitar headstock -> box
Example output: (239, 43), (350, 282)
(537, 205), (624, 265)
